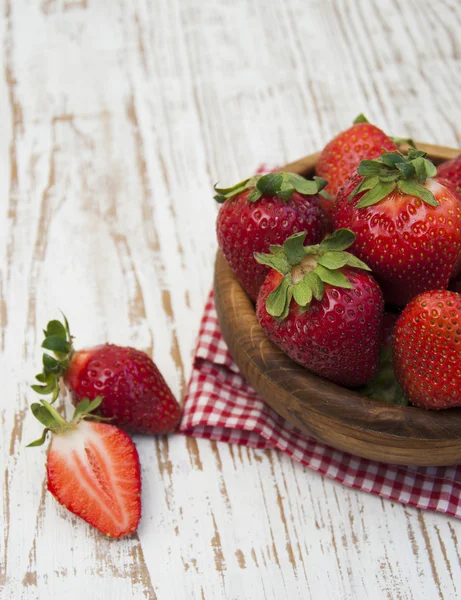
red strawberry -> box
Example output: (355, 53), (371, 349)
(28, 397), (141, 538)
(32, 317), (181, 434)
(333, 149), (461, 306)
(393, 290), (461, 409)
(316, 114), (398, 205)
(436, 155), (461, 195)
(255, 229), (384, 387)
(215, 172), (330, 301)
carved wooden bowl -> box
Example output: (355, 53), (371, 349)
(214, 143), (461, 466)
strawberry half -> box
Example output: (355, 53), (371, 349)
(215, 172), (331, 301)
(32, 317), (181, 434)
(316, 114), (398, 203)
(255, 229), (384, 387)
(28, 397), (141, 538)
(393, 290), (461, 409)
(333, 149), (461, 306)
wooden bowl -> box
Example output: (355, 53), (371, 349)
(214, 142), (461, 467)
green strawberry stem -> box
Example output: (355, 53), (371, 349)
(254, 228), (371, 320)
(31, 314), (74, 403)
(349, 149), (438, 208)
(27, 396), (109, 447)
(214, 172), (328, 204)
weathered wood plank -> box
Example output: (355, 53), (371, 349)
(1, 0), (461, 599)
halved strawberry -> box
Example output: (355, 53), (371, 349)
(28, 397), (141, 538)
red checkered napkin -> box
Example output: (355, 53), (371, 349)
(179, 292), (461, 518)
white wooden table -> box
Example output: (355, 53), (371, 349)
(2, 1), (461, 598)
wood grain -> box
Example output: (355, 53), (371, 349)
(214, 144), (461, 467)
(1, 1), (461, 599)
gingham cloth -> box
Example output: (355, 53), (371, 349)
(179, 292), (461, 518)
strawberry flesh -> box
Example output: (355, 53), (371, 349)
(47, 420), (141, 538)
(65, 344), (181, 434)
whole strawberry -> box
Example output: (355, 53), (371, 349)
(393, 290), (461, 409)
(32, 317), (181, 434)
(255, 229), (384, 387)
(333, 149), (461, 306)
(28, 397), (141, 538)
(436, 154), (461, 195)
(215, 172), (330, 301)
(316, 114), (398, 205)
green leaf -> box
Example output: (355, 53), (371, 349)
(353, 113), (369, 124)
(378, 152), (405, 168)
(397, 180), (439, 207)
(72, 396), (103, 422)
(278, 178), (295, 202)
(412, 157), (427, 183)
(423, 158), (437, 179)
(31, 379), (57, 395)
(248, 188), (262, 202)
(31, 403), (61, 429)
(214, 178), (250, 196)
(292, 280), (313, 307)
(304, 271), (324, 301)
(214, 194), (227, 204)
(396, 162), (415, 178)
(357, 160), (383, 176)
(266, 277), (290, 317)
(256, 173), (283, 196)
(319, 228), (356, 251)
(254, 252), (290, 275)
(313, 176), (328, 193)
(344, 252), (371, 271)
(283, 232), (307, 265)
(317, 251), (350, 270)
(42, 336), (70, 354)
(27, 428), (50, 447)
(377, 172), (400, 183)
(43, 353), (59, 372)
(278, 287), (293, 321)
(45, 320), (67, 339)
(356, 181), (396, 208)
(391, 136), (416, 149)
(315, 265), (353, 289)
(286, 173), (319, 195)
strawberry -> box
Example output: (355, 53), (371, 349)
(28, 397), (141, 538)
(333, 149), (461, 306)
(393, 290), (461, 409)
(316, 114), (398, 207)
(32, 317), (181, 434)
(436, 155), (461, 195)
(255, 229), (384, 387)
(215, 172), (330, 301)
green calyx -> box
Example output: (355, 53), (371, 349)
(31, 315), (74, 404)
(254, 228), (370, 319)
(359, 347), (408, 405)
(350, 148), (438, 208)
(214, 172), (329, 204)
(27, 396), (106, 447)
